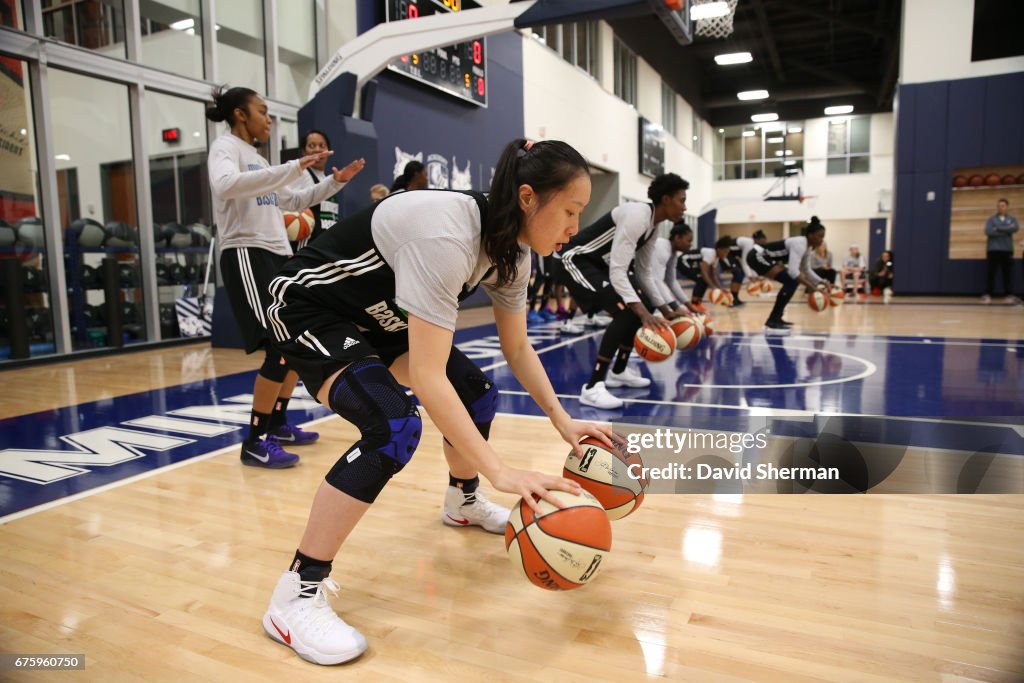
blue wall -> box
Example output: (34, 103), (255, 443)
(893, 72), (1024, 294)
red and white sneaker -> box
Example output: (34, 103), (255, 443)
(263, 571), (367, 665)
(442, 486), (510, 534)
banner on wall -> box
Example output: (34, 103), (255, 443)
(0, 52), (36, 223)
(391, 145), (491, 191)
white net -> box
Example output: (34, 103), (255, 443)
(693, 0), (739, 39)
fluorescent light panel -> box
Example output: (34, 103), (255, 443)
(737, 89), (769, 101)
(751, 113), (779, 122)
(742, 131), (756, 137)
(715, 51), (752, 65)
(767, 136), (784, 143)
(788, 126), (802, 133)
(691, 2), (730, 20)
(824, 105), (854, 115)
(169, 18), (194, 30)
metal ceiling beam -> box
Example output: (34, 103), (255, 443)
(704, 83), (871, 109)
(787, 57), (867, 91)
(750, 0), (785, 81)
(774, 0), (891, 41)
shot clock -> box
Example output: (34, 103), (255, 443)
(385, 0), (488, 106)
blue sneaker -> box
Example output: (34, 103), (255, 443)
(526, 310), (544, 325)
(241, 436), (300, 468)
(539, 308), (558, 321)
(270, 423), (320, 445)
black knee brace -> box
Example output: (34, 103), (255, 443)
(259, 347), (289, 382)
(324, 358), (422, 503)
(445, 349), (498, 440)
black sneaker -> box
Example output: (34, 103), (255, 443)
(779, 319), (795, 327)
(765, 319), (790, 334)
(731, 299), (746, 308)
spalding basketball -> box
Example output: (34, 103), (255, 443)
(808, 290), (829, 312)
(1017, 173), (1024, 185)
(708, 288), (728, 306)
(634, 326), (676, 361)
(505, 489), (612, 590)
(985, 173), (1001, 186)
(1001, 174), (1017, 186)
(747, 280), (763, 295)
(952, 175), (968, 188)
(761, 279), (774, 293)
(969, 175), (985, 187)
(700, 314), (716, 336)
(283, 209), (315, 242)
(689, 314), (706, 339)
(668, 317), (701, 351)
(829, 288), (845, 307)
(564, 436), (647, 520)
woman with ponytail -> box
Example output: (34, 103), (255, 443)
(207, 86), (365, 469)
(257, 138), (615, 665)
(745, 215), (831, 334)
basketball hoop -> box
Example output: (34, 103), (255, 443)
(693, 0), (738, 39)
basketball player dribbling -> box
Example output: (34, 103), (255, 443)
(259, 138), (616, 665)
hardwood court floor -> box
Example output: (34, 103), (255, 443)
(1, 299), (1023, 681)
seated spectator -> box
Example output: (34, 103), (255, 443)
(841, 243), (867, 297)
(369, 184), (389, 202)
(870, 250), (894, 294)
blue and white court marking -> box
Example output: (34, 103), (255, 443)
(1, 322), (1022, 520)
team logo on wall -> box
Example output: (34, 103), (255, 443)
(392, 147), (423, 181)
(427, 153), (449, 189)
(451, 157), (472, 190)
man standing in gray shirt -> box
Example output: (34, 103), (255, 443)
(982, 198), (1020, 303)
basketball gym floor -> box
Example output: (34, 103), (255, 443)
(1, 297), (1022, 681)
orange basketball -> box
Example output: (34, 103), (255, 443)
(1017, 173), (1024, 185)
(505, 489), (612, 590)
(689, 314), (706, 339)
(1000, 174), (1016, 186)
(634, 326), (676, 361)
(761, 279), (775, 293)
(808, 290), (829, 312)
(700, 313), (716, 336)
(829, 288), (845, 307)
(669, 317), (702, 350)
(282, 209), (315, 242)
(952, 175), (968, 188)
(747, 280), (763, 295)
(985, 173), (1001, 186)
(708, 288), (729, 306)
(563, 436), (647, 520)
(969, 175), (985, 187)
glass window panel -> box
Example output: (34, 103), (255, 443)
(587, 22), (599, 78)
(277, 0), (316, 105)
(42, 0), (127, 58)
(140, 0), (204, 80)
(785, 131), (804, 157)
(850, 117), (870, 154)
(0, 57), (55, 361)
(561, 24), (574, 63)
(743, 162), (762, 179)
(278, 118), (298, 155)
(2, 0), (27, 30)
(849, 155), (870, 173)
(544, 24), (558, 51)
(764, 160), (785, 177)
(723, 163), (742, 180)
(827, 120), (848, 155)
(49, 69), (144, 350)
(723, 134), (742, 163)
(217, 0), (266, 93)
(743, 133), (760, 160)
(143, 91), (212, 340)
(827, 157), (848, 175)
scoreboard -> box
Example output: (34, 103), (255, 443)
(385, 0), (488, 107)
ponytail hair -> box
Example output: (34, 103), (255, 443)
(205, 86), (258, 126)
(390, 160), (425, 192)
(804, 215), (826, 236)
(486, 138), (589, 285)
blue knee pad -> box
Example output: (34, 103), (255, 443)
(260, 347), (289, 382)
(324, 358), (422, 503)
(446, 349), (497, 439)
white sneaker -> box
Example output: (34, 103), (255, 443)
(579, 381), (624, 409)
(981, 294), (992, 303)
(605, 366), (651, 388)
(559, 320), (585, 335)
(442, 486), (510, 534)
(263, 571), (368, 665)
(584, 313), (612, 328)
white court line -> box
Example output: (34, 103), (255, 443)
(0, 414), (339, 525)
(681, 342), (878, 389)
(478, 329), (602, 372)
(789, 334), (1023, 347)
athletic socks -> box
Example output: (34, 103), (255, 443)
(268, 397), (290, 432)
(290, 549), (333, 597)
(247, 410), (272, 444)
(611, 346), (632, 374)
(449, 474), (480, 504)
(586, 358), (612, 389)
